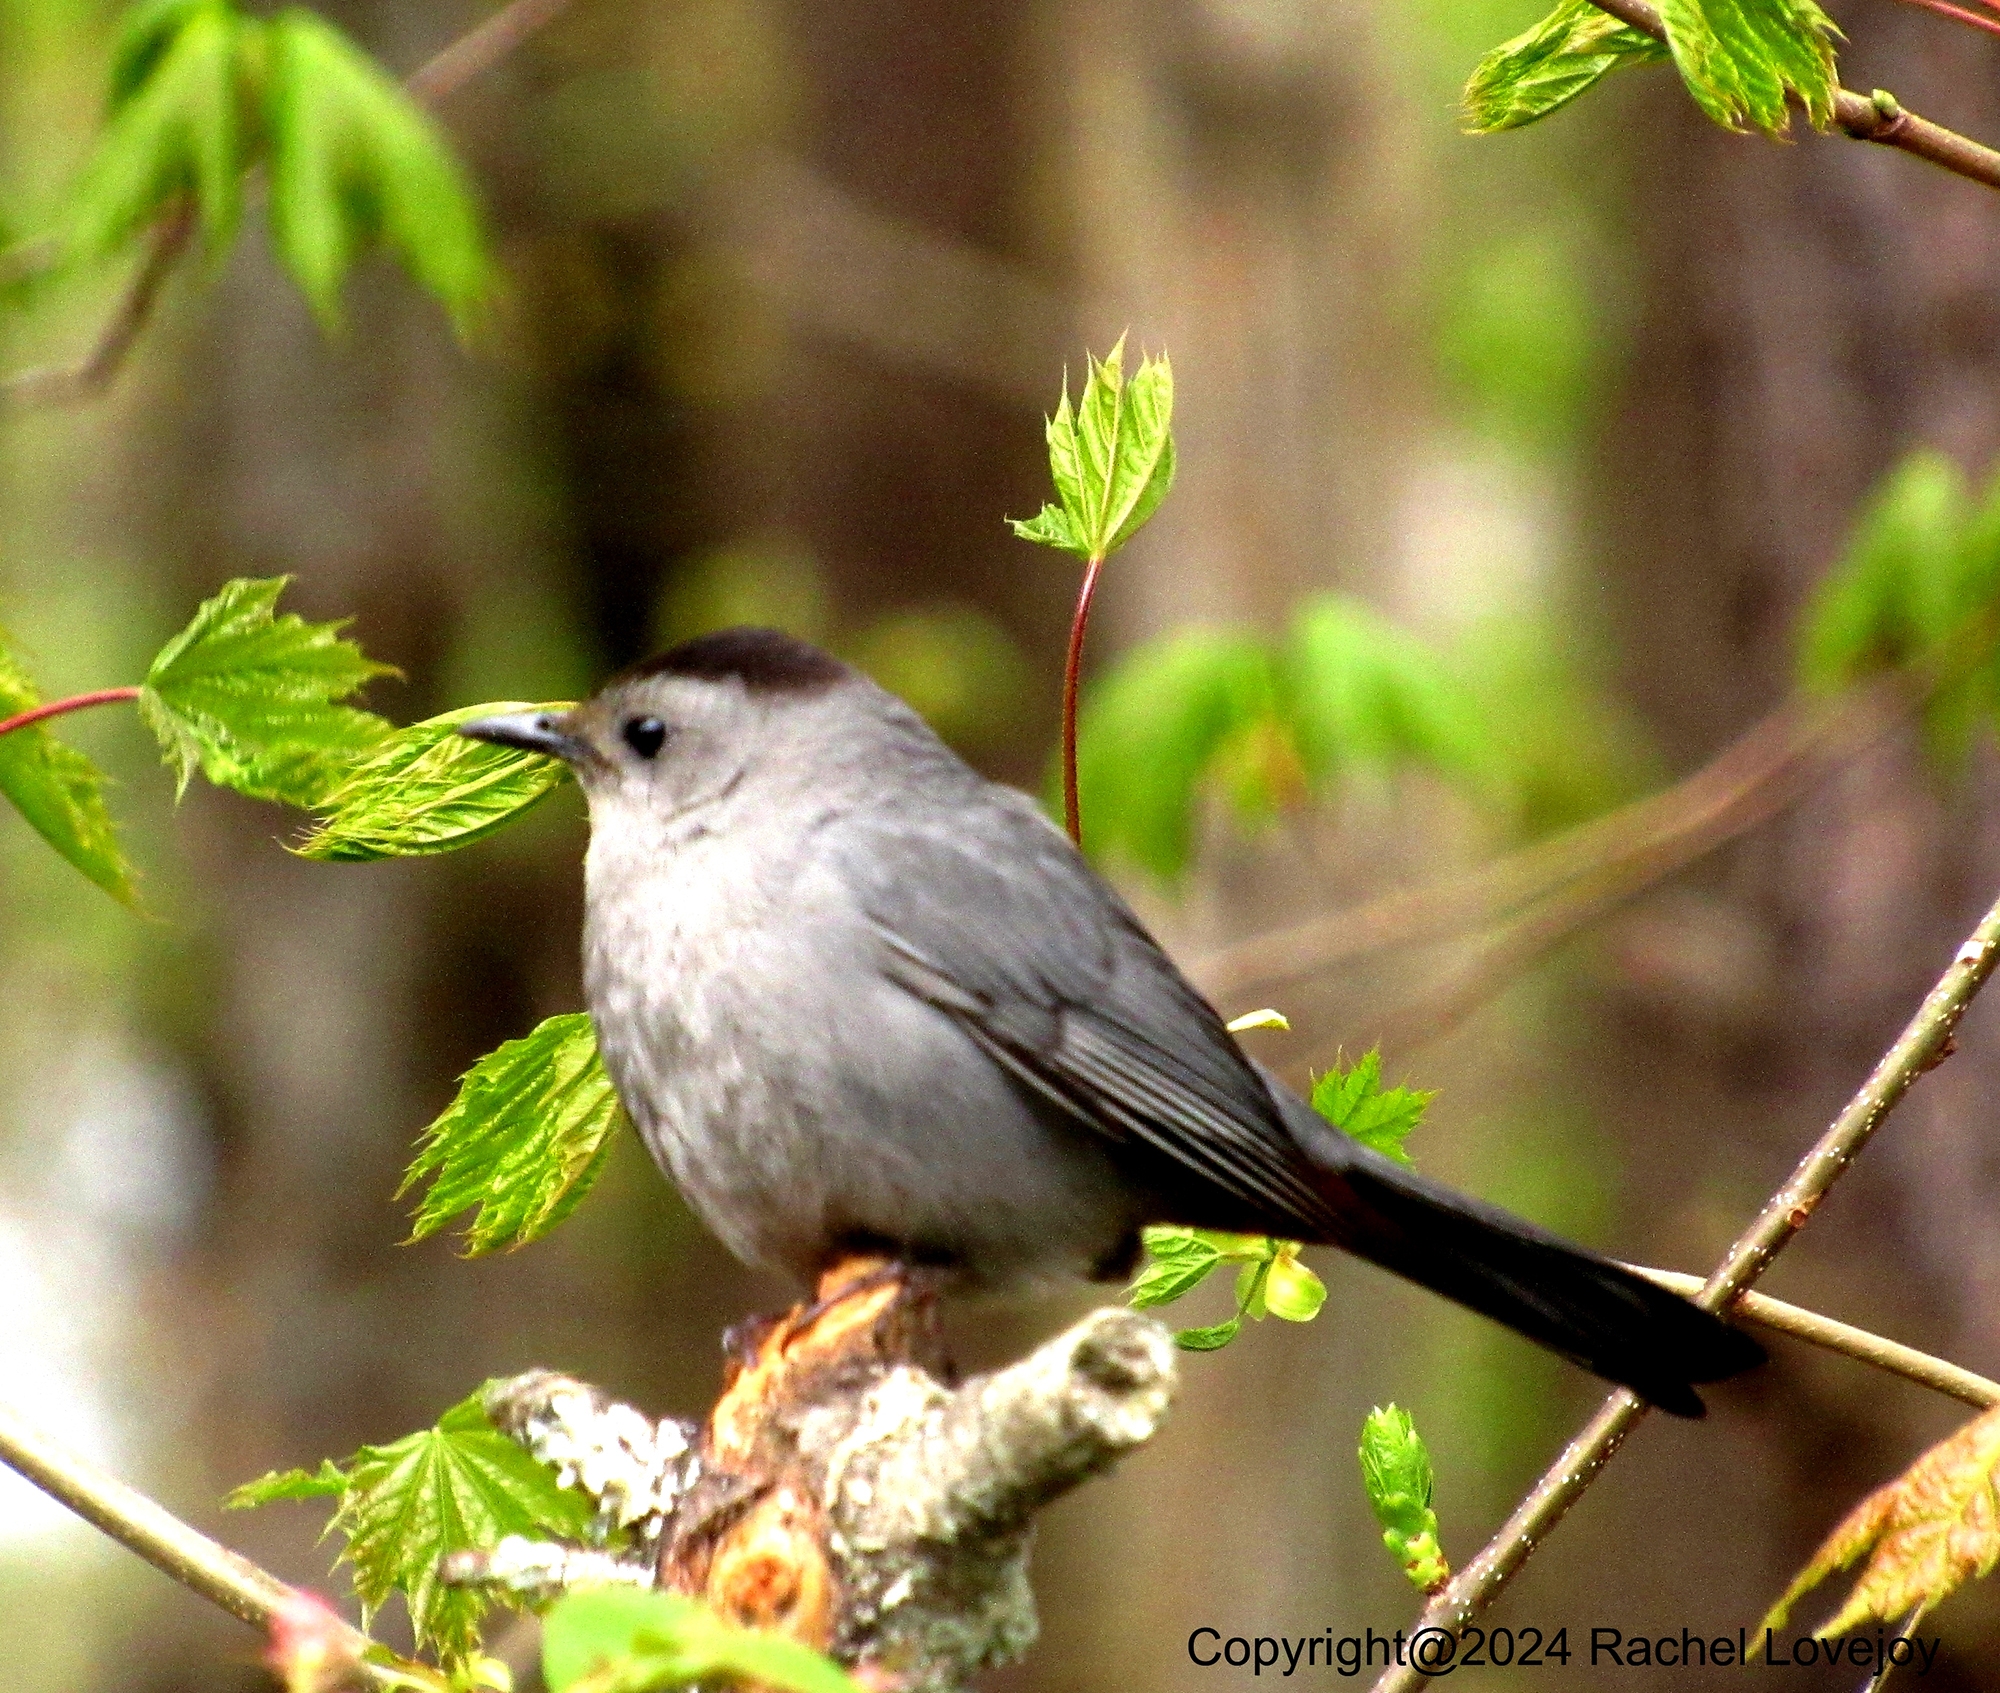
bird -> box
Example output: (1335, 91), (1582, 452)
(462, 626), (1762, 1417)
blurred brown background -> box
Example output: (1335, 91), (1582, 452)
(4, 0), (2000, 1687)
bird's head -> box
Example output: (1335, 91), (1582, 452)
(458, 627), (865, 833)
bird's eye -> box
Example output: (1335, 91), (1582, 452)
(622, 716), (669, 759)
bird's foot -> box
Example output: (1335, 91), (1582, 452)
(719, 1311), (785, 1377)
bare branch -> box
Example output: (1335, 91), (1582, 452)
(1371, 887), (2000, 1693)
(0, 1398), (421, 1690)
(406, 0), (579, 104)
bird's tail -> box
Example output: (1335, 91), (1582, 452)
(1270, 1087), (1764, 1417)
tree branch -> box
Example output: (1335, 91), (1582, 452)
(1628, 1266), (2000, 1410)
(0, 1398), (420, 1690)
(447, 1303), (1180, 1693)
(1589, 0), (2000, 192)
(1371, 886), (2000, 1693)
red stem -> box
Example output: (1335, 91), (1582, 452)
(1060, 557), (1105, 846)
(1893, 0), (2000, 36)
(0, 687), (141, 738)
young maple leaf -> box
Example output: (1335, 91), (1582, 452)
(1761, 1402), (2000, 1641)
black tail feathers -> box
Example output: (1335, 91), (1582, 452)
(1275, 1092), (1764, 1417)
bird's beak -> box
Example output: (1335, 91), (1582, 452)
(458, 709), (589, 762)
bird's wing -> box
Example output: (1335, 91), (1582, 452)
(830, 796), (1335, 1232)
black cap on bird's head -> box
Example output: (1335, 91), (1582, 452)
(456, 627), (877, 823)
(458, 629), (854, 761)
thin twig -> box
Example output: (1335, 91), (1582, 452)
(1628, 1266), (2000, 1410)
(0, 1400), (415, 1689)
(1370, 888), (2000, 1693)
(2, 0), (577, 409)
(0, 685), (141, 738)
(1590, 0), (2000, 192)
(406, 0), (579, 103)
(0, 203), (195, 408)
(1891, 0), (2000, 40)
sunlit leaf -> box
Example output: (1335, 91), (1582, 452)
(1359, 1405), (1449, 1593)
(228, 1386), (594, 1669)
(264, 8), (493, 334)
(1462, 0), (1669, 134)
(1263, 1246), (1327, 1323)
(1658, 0), (1839, 138)
(1761, 1403), (2000, 1641)
(139, 576), (394, 806)
(1127, 1226), (1225, 1310)
(66, 0), (253, 260)
(543, 1587), (858, 1693)
(0, 647), (138, 905)
(402, 1013), (626, 1255)
(1310, 1049), (1432, 1170)
(295, 703), (571, 862)
(1009, 336), (1175, 563)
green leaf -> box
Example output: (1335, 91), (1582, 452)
(1127, 1226), (1225, 1309)
(225, 1459), (348, 1506)
(1310, 1049), (1432, 1170)
(544, 1588), (859, 1693)
(1009, 503), (1082, 554)
(1281, 595), (1498, 800)
(0, 649), (138, 905)
(1171, 1317), (1242, 1352)
(1009, 336), (1175, 563)
(295, 703), (572, 862)
(1798, 450), (1970, 691)
(139, 576), (394, 807)
(230, 1385), (595, 1669)
(1072, 628), (1279, 881)
(1462, 0), (1669, 134)
(1130, 1227), (1322, 1350)
(1657, 0), (1839, 137)
(66, 0), (253, 260)
(264, 8), (493, 335)
(402, 1013), (626, 1255)
(1359, 1404), (1449, 1593)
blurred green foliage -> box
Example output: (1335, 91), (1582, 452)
(656, 540), (1031, 757)
(48, 0), (491, 329)
(1071, 594), (1647, 885)
(1799, 447), (2000, 764)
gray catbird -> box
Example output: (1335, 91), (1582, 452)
(463, 627), (1761, 1416)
